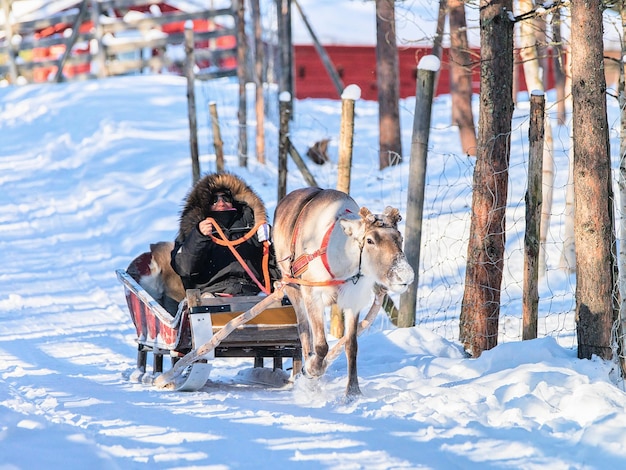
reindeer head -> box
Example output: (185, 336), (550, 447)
(340, 206), (414, 293)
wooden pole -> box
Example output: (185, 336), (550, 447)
(54, 0), (89, 82)
(278, 93), (291, 201)
(398, 58), (438, 328)
(522, 92), (545, 340)
(236, 0), (248, 167)
(293, 0), (344, 98)
(184, 22), (200, 184)
(209, 102), (225, 173)
(332, 85), (360, 337)
(336, 85), (360, 194)
(1, 0), (18, 83)
(277, 0), (294, 115)
(287, 138), (317, 187)
(251, 0), (265, 164)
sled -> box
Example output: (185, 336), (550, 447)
(116, 251), (303, 392)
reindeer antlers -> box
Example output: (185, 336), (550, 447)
(382, 206), (402, 227)
(359, 206), (402, 228)
(359, 207), (377, 224)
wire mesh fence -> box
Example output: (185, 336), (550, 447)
(193, 75), (626, 362)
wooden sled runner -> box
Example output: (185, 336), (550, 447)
(116, 251), (303, 391)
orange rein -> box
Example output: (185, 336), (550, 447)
(206, 217), (272, 295)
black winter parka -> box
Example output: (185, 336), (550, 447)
(170, 172), (279, 296)
(172, 205), (266, 295)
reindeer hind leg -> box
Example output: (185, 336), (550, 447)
(302, 293), (328, 377)
(284, 285), (312, 365)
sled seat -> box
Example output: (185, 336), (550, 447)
(186, 289), (302, 375)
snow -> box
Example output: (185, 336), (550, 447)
(2, 71), (626, 469)
(418, 55), (441, 72)
(341, 84), (361, 101)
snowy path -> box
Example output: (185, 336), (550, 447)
(2, 75), (626, 469)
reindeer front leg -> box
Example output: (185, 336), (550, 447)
(343, 308), (361, 396)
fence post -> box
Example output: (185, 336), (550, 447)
(54, 0), (89, 83)
(398, 56), (439, 328)
(337, 85), (361, 194)
(184, 22), (200, 184)
(330, 85), (361, 337)
(209, 102), (225, 173)
(287, 139), (318, 187)
(278, 92), (291, 201)
(523, 92), (545, 340)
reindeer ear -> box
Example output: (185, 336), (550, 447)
(339, 217), (365, 239)
(383, 206), (401, 228)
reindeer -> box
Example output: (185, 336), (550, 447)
(272, 187), (414, 396)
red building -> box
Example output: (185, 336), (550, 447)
(294, 44), (557, 101)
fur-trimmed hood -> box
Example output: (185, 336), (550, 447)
(177, 172), (268, 239)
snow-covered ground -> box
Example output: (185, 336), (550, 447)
(1, 67), (626, 469)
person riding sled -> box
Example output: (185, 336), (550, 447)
(171, 172), (280, 297)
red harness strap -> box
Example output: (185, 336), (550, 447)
(291, 221), (335, 277)
(289, 208), (353, 282)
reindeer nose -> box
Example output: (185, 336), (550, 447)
(388, 259), (414, 292)
(397, 261), (415, 285)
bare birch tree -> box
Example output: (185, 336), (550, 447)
(517, 0), (554, 276)
(618, 0), (626, 376)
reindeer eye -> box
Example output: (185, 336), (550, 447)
(366, 237), (375, 245)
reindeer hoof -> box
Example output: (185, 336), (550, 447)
(303, 356), (324, 378)
(345, 384), (362, 398)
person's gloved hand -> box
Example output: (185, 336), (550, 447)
(257, 223), (271, 244)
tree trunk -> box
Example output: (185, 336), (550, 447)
(571, 0), (618, 361)
(448, 0), (477, 156)
(459, 0), (514, 357)
(375, 0), (402, 169)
